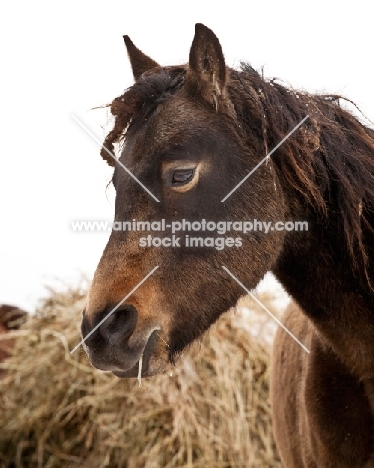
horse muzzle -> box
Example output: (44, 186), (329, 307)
(81, 305), (164, 377)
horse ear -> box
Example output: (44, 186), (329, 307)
(123, 35), (159, 81)
(186, 23), (227, 108)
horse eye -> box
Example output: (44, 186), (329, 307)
(171, 169), (194, 185)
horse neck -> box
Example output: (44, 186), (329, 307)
(273, 193), (374, 382)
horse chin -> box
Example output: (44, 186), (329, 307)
(112, 361), (169, 378)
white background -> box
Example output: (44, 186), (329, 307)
(1, 1), (373, 310)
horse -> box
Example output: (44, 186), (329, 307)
(81, 24), (374, 467)
(0, 304), (27, 365)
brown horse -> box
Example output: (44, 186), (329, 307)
(81, 24), (374, 467)
(0, 304), (27, 365)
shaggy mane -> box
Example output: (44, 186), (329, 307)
(100, 67), (186, 166)
(230, 64), (374, 275)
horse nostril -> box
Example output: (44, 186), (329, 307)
(99, 305), (138, 345)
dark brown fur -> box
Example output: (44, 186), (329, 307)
(82, 24), (374, 467)
(0, 304), (27, 365)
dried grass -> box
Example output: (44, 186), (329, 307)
(0, 285), (282, 468)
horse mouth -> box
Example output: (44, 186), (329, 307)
(111, 329), (164, 378)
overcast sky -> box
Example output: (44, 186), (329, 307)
(1, 1), (373, 310)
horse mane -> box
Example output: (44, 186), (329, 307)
(100, 67), (186, 166)
(102, 63), (374, 283)
(230, 64), (374, 282)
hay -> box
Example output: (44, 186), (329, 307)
(0, 285), (282, 468)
